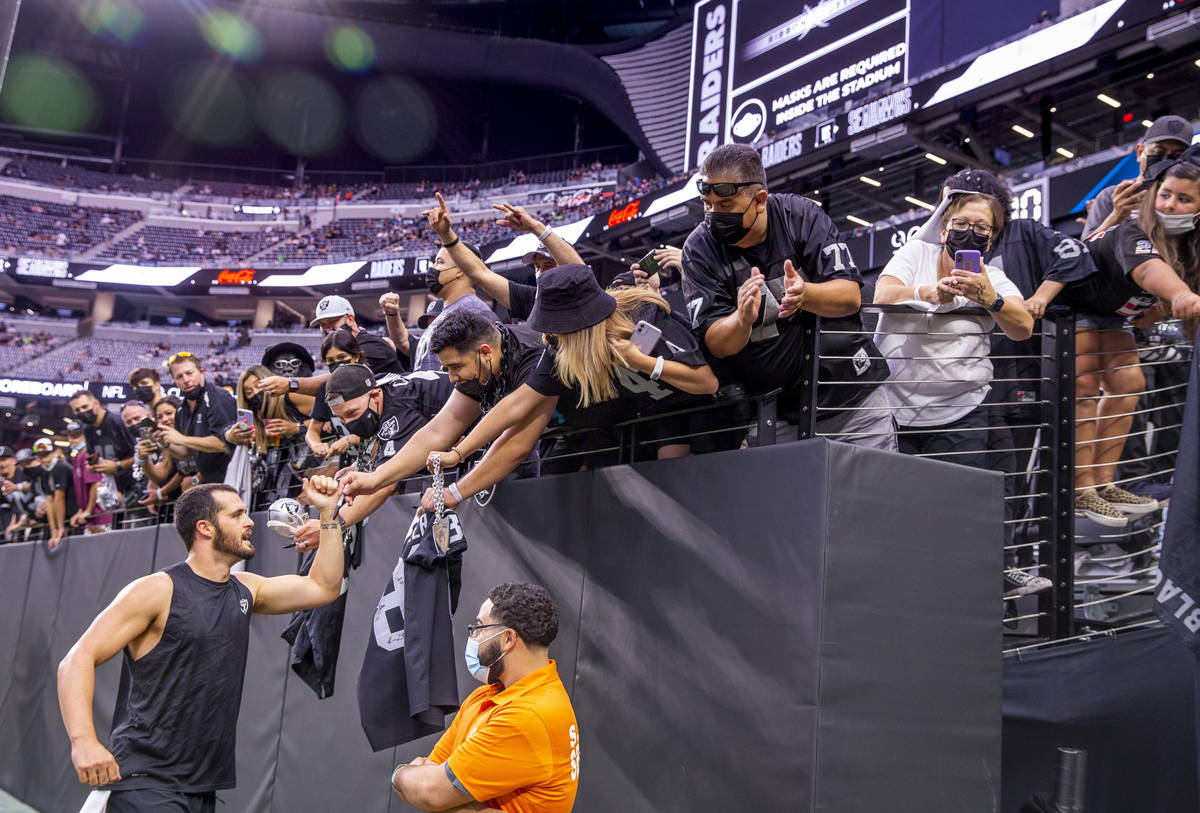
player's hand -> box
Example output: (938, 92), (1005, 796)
(653, 246), (682, 272)
(302, 474), (340, 515)
(492, 202), (543, 234)
(422, 192), (454, 240)
(1110, 178), (1144, 221)
(736, 269), (764, 326)
(253, 375), (291, 397)
(777, 259), (806, 319)
(379, 291), (401, 316)
(71, 738), (121, 786)
(1170, 292), (1200, 321)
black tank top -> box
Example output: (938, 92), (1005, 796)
(103, 561), (253, 792)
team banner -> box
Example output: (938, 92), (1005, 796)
(1153, 333), (1200, 649)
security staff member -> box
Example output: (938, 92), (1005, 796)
(392, 583), (579, 813)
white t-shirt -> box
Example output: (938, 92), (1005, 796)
(874, 239), (1022, 427)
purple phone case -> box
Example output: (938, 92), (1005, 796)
(954, 250), (983, 273)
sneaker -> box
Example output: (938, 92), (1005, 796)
(1004, 567), (1053, 598)
(1097, 485), (1159, 516)
(1074, 490), (1129, 528)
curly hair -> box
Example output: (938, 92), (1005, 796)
(487, 582), (558, 648)
(942, 169), (1013, 232)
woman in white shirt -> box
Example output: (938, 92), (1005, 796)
(873, 192), (1033, 469)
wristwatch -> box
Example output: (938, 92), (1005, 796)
(989, 295), (1005, 313)
(288, 377), (299, 392)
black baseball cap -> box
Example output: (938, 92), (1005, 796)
(1143, 115), (1193, 148)
(0, 445), (14, 459)
(528, 264), (616, 334)
(417, 299), (444, 329)
(325, 363), (378, 406)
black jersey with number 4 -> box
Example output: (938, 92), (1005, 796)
(526, 301), (709, 427)
(1063, 220), (1162, 318)
(681, 193), (889, 412)
(367, 371), (455, 466)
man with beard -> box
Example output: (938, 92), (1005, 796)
(155, 352), (237, 485)
(57, 478), (346, 811)
(340, 309), (548, 507)
(391, 582), (579, 813)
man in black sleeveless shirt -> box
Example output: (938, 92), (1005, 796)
(58, 478), (346, 811)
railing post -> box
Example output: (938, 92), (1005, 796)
(797, 314), (822, 440)
(1039, 310), (1076, 640)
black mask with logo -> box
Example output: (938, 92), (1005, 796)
(944, 227), (990, 257)
(704, 200), (761, 245)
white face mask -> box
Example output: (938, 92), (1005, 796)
(1157, 210), (1200, 236)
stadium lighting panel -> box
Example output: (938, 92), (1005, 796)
(924, 153), (948, 165)
(259, 261), (365, 287)
(904, 196), (935, 211)
(1096, 93), (1121, 108)
(1142, 119), (1154, 128)
(73, 265), (201, 286)
(1056, 147), (1075, 158)
(1012, 124), (1035, 138)
(859, 176), (882, 187)
(846, 215), (872, 227)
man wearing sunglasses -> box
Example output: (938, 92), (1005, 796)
(153, 352), (237, 486)
(391, 582), (579, 813)
(681, 144), (894, 449)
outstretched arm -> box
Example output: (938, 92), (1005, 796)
(234, 475), (345, 614)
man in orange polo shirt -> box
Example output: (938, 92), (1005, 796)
(392, 582), (579, 812)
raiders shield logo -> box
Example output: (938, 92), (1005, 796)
(378, 415), (401, 440)
(239, 598), (249, 615)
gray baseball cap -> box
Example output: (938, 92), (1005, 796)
(522, 243), (555, 265)
(1143, 115), (1194, 148)
(309, 295), (354, 327)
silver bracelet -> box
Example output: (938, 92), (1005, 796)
(538, 225), (553, 241)
(649, 356), (665, 381)
(448, 482), (464, 503)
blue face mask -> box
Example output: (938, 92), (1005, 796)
(464, 629), (507, 683)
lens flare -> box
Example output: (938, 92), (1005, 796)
(199, 9), (264, 63)
(165, 63), (254, 147)
(258, 71), (345, 156)
(325, 26), (376, 73)
(355, 76), (437, 163)
(0, 54), (100, 132)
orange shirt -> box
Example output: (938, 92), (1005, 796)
(430, 660), (579, 813)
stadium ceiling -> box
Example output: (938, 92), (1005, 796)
(771, 24), (1200, 233)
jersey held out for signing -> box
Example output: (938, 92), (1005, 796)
(1062, 219), (1164, 319)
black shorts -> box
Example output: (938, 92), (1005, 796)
(105, 788), (216, 813)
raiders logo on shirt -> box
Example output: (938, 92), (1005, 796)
(377, 415), (401, 440)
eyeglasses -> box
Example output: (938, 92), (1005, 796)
(167, 351), (195, 366)
(696, 179), (761, 198)
(466, 622), (506, 638)
(948, 218), (994, 237)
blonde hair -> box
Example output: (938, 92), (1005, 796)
(236, 364), (291, 453)
(1139, 161), (1200, 335)
(552, 287), (670, 408)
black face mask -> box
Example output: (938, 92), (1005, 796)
(344, 403), (380, 439)
(704, 200), (760, 245)
(944, 227), (990, 256)
(1143, 152), (1176, 180)
(326, 360), (351, 374)
(425, 271), (444, 295)
(181, 384), (203, 401)
(75, 409), (97, 424)
(133, 386), (156, 403)
(246, 392), (264, 413)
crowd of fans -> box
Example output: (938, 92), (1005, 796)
(3, 125), (1198, 623)
(0, 195), (141, 259)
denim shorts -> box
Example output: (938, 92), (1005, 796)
(1075, 312), (1132, 333)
